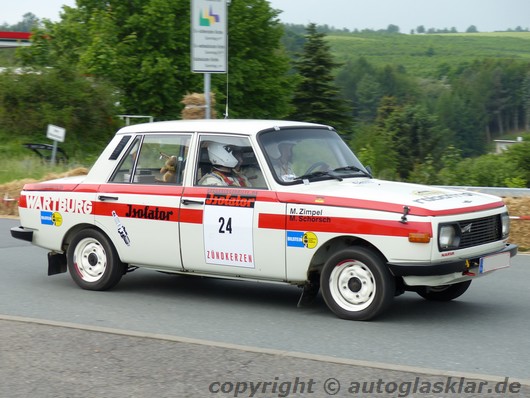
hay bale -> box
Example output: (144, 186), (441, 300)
(181, 92), (217, 119)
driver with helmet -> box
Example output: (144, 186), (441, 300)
(198, 142), (251, 187)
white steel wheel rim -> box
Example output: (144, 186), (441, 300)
(329, 259), (376, 312)
(73, 237), (108, 283)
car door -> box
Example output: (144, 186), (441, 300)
(179, 134), (287, 281)
(95, 133), (190, 271)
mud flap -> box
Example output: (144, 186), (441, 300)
(297, 281), (320, 307)
(48, 252), (67, 276)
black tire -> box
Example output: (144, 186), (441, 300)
(320, 247), (395, 321)
(416, 281), (472, 301)
(67, 229), (125, 291)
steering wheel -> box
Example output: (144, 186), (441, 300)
(304, 162), (329, 175)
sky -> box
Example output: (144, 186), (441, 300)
(2, 0), (530, 33)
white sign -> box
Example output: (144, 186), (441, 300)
(191, 0), (227, 73)
(47, 124), (66, 143)
(203, 193), (255, 268)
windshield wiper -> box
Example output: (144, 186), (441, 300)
(292, 166), (371, 183)
(332, 166), (372, 178)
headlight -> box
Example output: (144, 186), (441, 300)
(501, 212), (510, 238)
(438, 224), (461, 250)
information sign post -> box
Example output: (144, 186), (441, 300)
(46, 124), (66, 165)
(191, 0), (227, 119)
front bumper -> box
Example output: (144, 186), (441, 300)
(387, 243), (518, 277)
(10, 226), (34, 242)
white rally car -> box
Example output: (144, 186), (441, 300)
(11, 119), (517, 320)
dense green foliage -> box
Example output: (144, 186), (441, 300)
(289, 24), (351, 130)
(18, 0), (293, 120)
(0, 48), (17, 66)
(0, 68), (121, 162)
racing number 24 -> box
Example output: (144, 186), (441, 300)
(218, 217), (233, 234)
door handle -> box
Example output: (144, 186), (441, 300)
(182, 199), (204, 205)
(98, 195), (119, 201)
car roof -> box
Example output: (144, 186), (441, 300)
(116, 119), (331, 136)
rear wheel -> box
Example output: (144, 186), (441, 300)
(67, 229), (125, 290)
(416, 281), (472, 301)
(320, 247), (395, 321)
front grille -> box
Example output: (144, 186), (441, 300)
(458, 215), (502, 249)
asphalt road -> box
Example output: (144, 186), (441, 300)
(1, 217), (529, 397)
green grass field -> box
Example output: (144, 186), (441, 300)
(327, 31), (530, 77)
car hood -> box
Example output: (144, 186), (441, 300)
(277, 178), (505, 217)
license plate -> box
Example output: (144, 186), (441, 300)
(479, 252), (511, 273)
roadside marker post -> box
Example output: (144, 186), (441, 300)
(46, 124), (66, 165)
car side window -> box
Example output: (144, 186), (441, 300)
(109, 134), (190, 184)
(195, 135), (267, 188)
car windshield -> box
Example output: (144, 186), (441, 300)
(258, 127), (370, 184)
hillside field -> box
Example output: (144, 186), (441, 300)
(327, 31), (530, 77)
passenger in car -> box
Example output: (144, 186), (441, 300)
(272, 141), (296, 181)
(198, 142), (251, 187)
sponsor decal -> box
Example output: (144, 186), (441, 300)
(124, 204), (173, 221)
(287, 231), (318, 249)
(350, 179), (373, 185)
(412, 190), (446, 197)
(287, 231), (304, 247)
(206, 251), (253, 263)
(205, 192), (256, 208)
(203, 192), (255, 268)
(112, 211), (130, 246)
(40, 211), (63, 226)
(302, 232), (318, 249)
(412, 191), (475, 204)
(26, 195), (93, 214)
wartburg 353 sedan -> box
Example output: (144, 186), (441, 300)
(11, 119), (518, 320)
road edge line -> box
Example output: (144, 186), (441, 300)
(1, 313), (529, 386)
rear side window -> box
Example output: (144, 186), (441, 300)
(109, 134), (191, 185)
(109, 135), (132, 160)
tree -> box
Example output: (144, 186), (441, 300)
(355, 74), (382, 122)
(523, 72), (530, 130)
(505, 141), (530, 187)
(0, 12), (40, 32)
(289, 23), (352, 131)
(356, 96), (452, 180)
(335, 57), (376, 120)
(386, 24), (400, 34)
(18, 0), (294, 120)
(416, 25), (425, 34)
(0, 68), (120, 159)
(350, 97), (399, 179)
(222, 0), (294, 118)
(466, 25), (478, 33)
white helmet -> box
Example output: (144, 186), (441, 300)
(207, 142), (238, 168)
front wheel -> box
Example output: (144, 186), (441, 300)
(415, 281), (472, 301)
(67, 229), (125, 291)
(320, 247), (395, 321)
